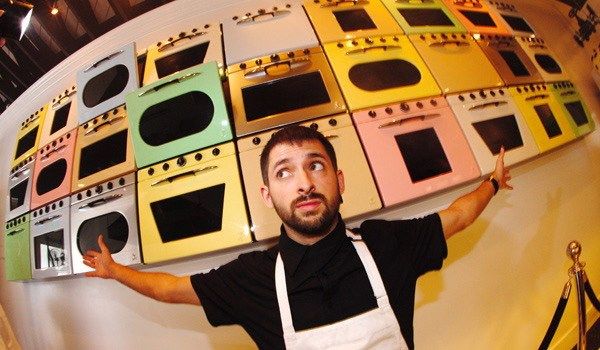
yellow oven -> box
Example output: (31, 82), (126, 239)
(12, 104), (47, 168)
(137, 142), (251, 264)
(39, 86), (79, 149)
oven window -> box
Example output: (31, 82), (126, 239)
(82, 64), (130, 108)
(155, 42), (210, 79)
(36, 159), (67, 195)
(398, 9), (454, 26)
(498, 50), (530, 77)
(395, 128), (452, 183)
(564, 101), (589, 126)
(534, 104), (562, 138)
(349, 59), (421, 91)
(34, 229), (65, 269)
(333, 9), (377, 32)
(534, 54), (562, 74)
(139, 91), (214, 146)
(242, 71), (331, 121)
(459, 10), (496, 27)
(9, 180), (28, 211)
(472, 115), (524, 155)
(150, 183), (225, 243)
(14, 126), (38, 160)
(501, 14), (534, 33)
(79, 130), (128, 179)
(50, 102), (71, 135)
(77, 212), (128, 254)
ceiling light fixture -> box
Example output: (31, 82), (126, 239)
(0, 0), (34, 41)
(50, 1), (58, 15)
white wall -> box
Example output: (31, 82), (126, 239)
(0, 0), (599, 349)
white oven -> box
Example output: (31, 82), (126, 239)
(515, 36), (569, 83)
(488, 1), (537, 37)
(6, 156), (35, 221)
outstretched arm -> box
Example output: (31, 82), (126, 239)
(439, 147), (513, 239)
(83, 235), (200, 305)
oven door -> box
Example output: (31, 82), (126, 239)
(516, 37), (569, 83)
(442, 0), (511, 35)
(76, 42), (139, 124)
(222, 1), (319, 65)
(551, 82), (596, 137)
(137, 142), (251, 264)
(127, 62), (232, 168)
(39, 86), (79, 149)
(228, 47), (346, 136)
(6, 157), (35, 221)
(304, 0), (404, 43)
(380, 0), (465, 34)
(12, 105), (47, 168)
(237, 114), (381, 241)
(352, 96), (480, 206)
(509, 84), (576, 153)
(70, 173), (140, 274)
(31, 130), (76, 210)
(409, 32), (503, 94)
(446, 88), (539, 175)
(30, 198), (72, 279)
(324, 35), (440, 111)
(4, 214), (32, 281)
(72, 105), (135, 191)
(143, 24), (224, 85)
(491, 2), (537, 37)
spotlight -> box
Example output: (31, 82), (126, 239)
(50, 2), (58, 15)
(0, 0), (34, 41)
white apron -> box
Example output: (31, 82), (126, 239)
(275, 230), (409, 350)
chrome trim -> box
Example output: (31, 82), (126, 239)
(378, 113), (441, 128)
(138, 72), (201, 96)
(468, 101), (508, 111)
(157, 32), (209, 52)
(150, 166), (218, 187)
(84, 50), (124, 72)
(78, 194), (123, 209)
(236, 9), (290, 25)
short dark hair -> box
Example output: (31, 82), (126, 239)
(260, 125), (338, 185)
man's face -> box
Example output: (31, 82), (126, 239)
(260, 140), (345, 237)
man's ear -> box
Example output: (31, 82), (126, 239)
(337, 169), (345, 195)
(260, 185), (274, 208)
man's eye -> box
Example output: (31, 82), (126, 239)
(310, 162), (324, 171)
(276, 169), (291, 178)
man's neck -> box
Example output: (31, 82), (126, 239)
(284, 216), (340, 246)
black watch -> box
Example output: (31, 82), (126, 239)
(488, 175), (499, 195)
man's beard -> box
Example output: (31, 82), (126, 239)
(273, 191), (342, 237)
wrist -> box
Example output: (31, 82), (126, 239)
(487, 174), (499, 195)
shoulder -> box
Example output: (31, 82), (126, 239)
(355, 213), (442, 239)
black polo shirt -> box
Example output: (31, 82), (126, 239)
(190, 213), (447, 349)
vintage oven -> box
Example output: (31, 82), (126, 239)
(352, 96), (480, 206)
(6, 156), (35, 221)
(475, 34), (542, 86)
(142, 24), (224, 85)
(30, 197), (72, 279)
(379, 0), (465, 34)
(137, 142), (251, 264)
(76, 42), (139, 124)
(408, 32), (503, 94)
(126, 62), (232, 168)
(30, 130), (77, 210)
(72, 105), (135, 192)
(222, 1), (319, 65)
(39, 86), (79, 149)
(509, 84), (576, 153)
(70, 173), (141, 274)
(323, 34), (441, 111)
(550, 81), (595, 137)
(441, 0), (510, 35)
(303, 0), (404, 43)
(12, 104), (47, 169)
(515, 36), (569, 83)
(4, 214), (31, 281)
(237, 114), (381, 241)
(227, 46), (346, 136)
(446, 87), (539, 175)
(488, 1), (537, 37)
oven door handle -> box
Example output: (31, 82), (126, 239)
(10, 168), (31, 180)
(150, 166), (218, 187)
(138, 72), (201, 96)
(525, 94), (549, 101)
(84, 115), (126, 136)
(79, 194), (123, 210)
(429, 40), (470, 48)
(320, 0), (370, 7)
(84, 50), (124, 72)
(34, 215), (62, 226)
(244, 57), (311, 78)
(236, 9), (290, 25)
(468, 101), (508, 111)
(452, 0), (483, 8)
(41, 145), (67, 161)
(395, 0), (434, 4)
(7, 228), (24, 236)
(378, 113), (441, 128)
(157, 31), (208, 53)
(346, 45), (402, 55)
(52, 90), (77, 109)
(324, 134), (339, 140)
(528, 43), (547, 50)
(560, 91), (576, 97)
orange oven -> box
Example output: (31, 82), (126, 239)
(227, 47), (346, 137)
(142, 23), (224, 85)
(323, 34), (441, 111)
(39, 86), (79, 149)
(352, 96), (480, 206)
(6, 156), (35, 221)
(488, 1), (537, 37)
(137, 142), (251, 264)
(12, 104), (47, 168)
(72, 105), (135, 191)
(441, 0), (510, 35)
(409, 32), (503, 94)
(303, 0), (404, 43)
(550, 81), (596, 137)
(379, 0), (465, 34)
(515, 36), (569, 83)
(237, 114), (381, 241)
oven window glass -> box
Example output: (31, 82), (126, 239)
(564, 101), (589, 126)
(139, 91), (214, 146)
(34, 229), (65, 269)
(501, 14), (534, 33)
(150, 183), (225, 243)
(36, 159), (67, 195)
(349, 59), (421, 91)
(9, 180), (28, 211)
(498, 50), (530, 77)
(82, 64), (130, 108)
(14, 126), (38, 160)
(472, 115), (524, 155)
(333, 9), (377, 32)
(534, 54), (562, 74)
(534, 104), (562, 138)
(50, 102), (71, 135)
(242, 71), (331, 122)
(155, 42), (210, 79)
(77, 212), (128, 254)
(394, 128), (452, 183)
(398, 9), (454, 26)
(459, 10), (496, 27)
(79, 130), (128, 179)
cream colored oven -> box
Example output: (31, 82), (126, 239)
(12, 104), (47, 168)
(379, 0), (465, 34)
(550, 81), (595, 137)
(441, 0), (510, 35)
(237, 114), (381, 241)
(488, 1), (537, 37)
(6, 156), (34, 221)
(39, 86), (79, 149)
(515, 36), (569, 83)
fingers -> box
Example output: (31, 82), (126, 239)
(98, 234), (109, 254)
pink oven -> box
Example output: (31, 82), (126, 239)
(6, 156), (35, 221)
(488, 1), (537, 37)
(441, 0), (511, 35)
(30, 130), (77, 210)
(39, 86), (79, 149)
(515, 36), (570, 83)
(352, 96), (480, 206)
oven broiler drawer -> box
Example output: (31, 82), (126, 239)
(380, 0), (466, 34)
(12, 105), (47, 169)
(550, 81), (596, 137)
(4, 214), (32, 281)
(6, 156), (35, 221)
(39, 86), (79, 150)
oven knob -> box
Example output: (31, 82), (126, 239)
(365, 37), (373, 44)
(162, 163), (170, 171)
(430, 99), (437, 106)
(86, 190), (92, 197)
(213, 148), (220, 156)
(258, 8), (266, 14)
(270, 54), (280, 61)
(252, 137), (261, 145)
(77, 193), (82, 200)
(255, 59), (263, 65)
(51, 203), (56, 210)
(287, 51), (295, 58)
(45, 206), (49, 213)
(303, 49), (310, 54)
(328, 118), (337, 126)
(107, 182), (114, 190)
(385, 107), (393, 115)
(416, 102), (423, 109)
(177, 156), (187, 167)
(310, 123), (318, 130)
(59, 200), (63, 207)
(400, 103), (410, 111)
(239, 63), (246, 69)
(368, 111), (376, 118)
(102, 113), (108, 120)
(499, 89), (505, 95)
(195, 153), (202, 161)
(148, 168), (154, 175)
(479, 91), (486, 98)
(52, 140), (57, 147)
(469, 93), (476, 99)
(119, 178), (126, 186)
(96, 185), (103, 194)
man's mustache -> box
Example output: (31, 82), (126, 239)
(292, 192), (326, 207)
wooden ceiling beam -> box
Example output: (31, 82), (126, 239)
(63, 0), (102, 39)
(4, 41), (46, 77)
(106, 0), (133, 21)
(33, 2), (79, 53)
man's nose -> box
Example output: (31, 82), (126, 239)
(297, 169), (315, 194)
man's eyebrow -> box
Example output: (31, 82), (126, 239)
(271, 152), (327, 171)
(272, 157), (290, 172)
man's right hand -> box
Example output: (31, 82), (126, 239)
(83, 235), (115, 279)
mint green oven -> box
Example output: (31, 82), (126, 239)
(4, 213), (32, 281)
